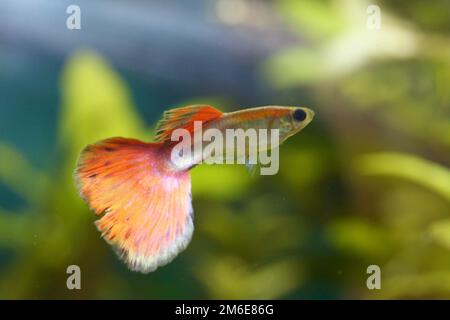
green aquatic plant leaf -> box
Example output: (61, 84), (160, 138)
(0, 144), (48, 205)
(355, 152), (450, 201)
(191, 165), (252, 200)
(276, 0), (345, 40)
(0, 210), (35, 248)
(430, 219), (450, 250)
(59, 50), (147, 158)
(327, 217), (392, 258)
(194, 256), (302, 299)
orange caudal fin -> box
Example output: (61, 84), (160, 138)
(74, 137), (193, 273)
(154, 105), (222, 142)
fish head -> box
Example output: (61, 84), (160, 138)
(276, 107), (315, 143)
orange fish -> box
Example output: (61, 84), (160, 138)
(74, 105), (314, 273)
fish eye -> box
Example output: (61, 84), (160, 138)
(293, 109), (307, 122)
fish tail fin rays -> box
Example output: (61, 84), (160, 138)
(74, 137), (193, 273)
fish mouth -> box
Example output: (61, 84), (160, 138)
(303, 107), (315, 122)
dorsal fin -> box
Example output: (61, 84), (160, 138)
(154, 105), (223, 142)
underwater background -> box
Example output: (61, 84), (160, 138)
(0, 0), (449, 299)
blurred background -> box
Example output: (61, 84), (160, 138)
(0, 0), (449, 299)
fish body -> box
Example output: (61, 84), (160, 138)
(166, 106), (314, 170)
(75, 105), (314, 273)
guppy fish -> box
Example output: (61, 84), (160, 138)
(74, 105), (314, 273)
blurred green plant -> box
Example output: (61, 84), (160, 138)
(356, 152), (450, 201)
(263, 0), (450, 299)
